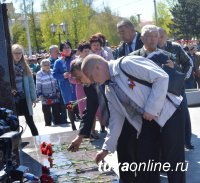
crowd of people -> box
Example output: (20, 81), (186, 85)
(11, 18), (200, 183)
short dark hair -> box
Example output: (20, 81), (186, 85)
(94, 32), (106, 46)
(117, 18), (135, 30)
(77, 41), (90, 52)
(60, 40), (72, 51)
(89, 35), (103, 46)
(70, 58), (83, 75)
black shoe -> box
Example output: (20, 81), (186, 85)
(100, 129), (106, 133)
(59, 120), (70, 124)
(75, 115), (81, 121)
(185, 144), (194, 150)
(100, 126), (106, 133)
(91, 131), (99, 139)
(72, 125), (77, 131)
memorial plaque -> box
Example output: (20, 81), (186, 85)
(20, 131), (118, 182)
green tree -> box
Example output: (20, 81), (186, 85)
(156, 1), (173, 36)
(10, 0), (43, 53)
(171, 0), (200, 39)
(130, 15), (140, 31)
(40, 0), (92, 49)
(87, 6), (120, 46)
(11, 0), (124, 50)
(29, 1), (43, 53)
(165, 0), (178, 8)
(12, 22), (27, 46)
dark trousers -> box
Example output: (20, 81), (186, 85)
(42, 103), (61, 126)
(68, 109), (77, 130)
(16, 98), (38, 136)
(60, 96), (68, 123)
(181, 91), (192, 146)
(117, 118), (137, 183)
(195, 75), (200, 88)
(136, 107), (185, 183)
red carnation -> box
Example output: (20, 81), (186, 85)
(66, 101), (79, 111)
(46, 144), (52, 156)
(42, 166), (50, 175)
(61, 52), (65, 58)
(40, 142), (53, 156)
(40, 142), (47, 155)
(66, 102), (73, 111)
(48, 157), (54, 168)
(40, 174), (53, 183)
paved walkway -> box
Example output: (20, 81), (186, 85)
(20, 103), (200, 183)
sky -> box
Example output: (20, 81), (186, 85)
(9, 0), (156, 21)
(92, 0), (156, 21)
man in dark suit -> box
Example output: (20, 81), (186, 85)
(113, 18), (143, 59)
(68, 60), (109, 150)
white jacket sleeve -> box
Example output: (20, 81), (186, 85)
(102, 87), (125, 153)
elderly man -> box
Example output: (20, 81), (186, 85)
(130, 25), (194, 151)
(48, 44), (68, 125)
(48, 45), (60, 69)
(113, 19), (143, 59)
(81, 54), (185, 183)
(158, 27), (194, 150)
(68, 60), (137, 182)
(158, 27), (192, 80)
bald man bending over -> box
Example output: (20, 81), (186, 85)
(81, 54), (185, 183)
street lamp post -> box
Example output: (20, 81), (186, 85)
(153, 0), (158, 26)
(23, 0), (32, 57)
(50, 22), (67, 44)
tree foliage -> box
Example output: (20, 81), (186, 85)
(171, 0), (200, 39)
(39, 0), (121, 49)
(165, 0), (178, 8)
(11, 0), (43, 53)
(86, 6), (120, 46)
(9, 0), (142, 51)
(40, 0), (92, 48)
(155, 1), (172, 36)
(130, 15), (140, 31)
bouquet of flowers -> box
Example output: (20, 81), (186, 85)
(40, 142), (53, 156)
(40, 142), (54, 183)
(66, 97), (86, 111)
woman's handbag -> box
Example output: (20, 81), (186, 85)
(14, 91), (26, 103)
